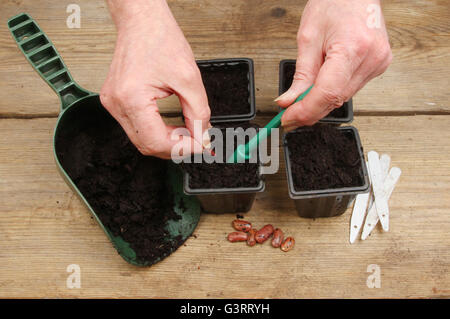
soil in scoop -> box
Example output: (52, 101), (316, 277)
(182, 122), (261, 189)
(199, 62), (251, 117)
(282, 62), (347, 118)
(55, 105), (182, 264)
(286, 125), (363, 191)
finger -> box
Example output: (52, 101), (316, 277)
(165, 124), (206, 159)
(174, 69), (212, 149)
(282, 55), (384, 131)
(125, 101), (203, 159)
(275, 30), (324, 107)
(341, 65), (376, 103)
(340, 47), (392, 103)
(281, 50), (361, 127)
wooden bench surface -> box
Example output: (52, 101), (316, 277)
(0, 0), (449, 298)
(0, 0), (449, 117)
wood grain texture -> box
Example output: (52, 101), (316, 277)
(0, 115), (449, 298)
(0, 0), (449, 117)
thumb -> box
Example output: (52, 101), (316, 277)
(275, 37), (323, 108)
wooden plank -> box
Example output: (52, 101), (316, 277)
(0, 0), (449, 117)
(0, 115), (449, 298)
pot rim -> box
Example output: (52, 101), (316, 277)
(183, 165), (265, 195)
(197, 57), (256, 123)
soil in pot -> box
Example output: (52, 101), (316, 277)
(55, 107), (183, 264)
(199, 62), (251, 117)
(182, 122), (261, 189)
(286, 125), (363, 191)
(282, 63), (346, 118)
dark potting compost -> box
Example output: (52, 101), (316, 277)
(185, 59), (260, 213)
(55, 107), (183, 264)
(199, 62), (251, 117)
(286, 125), (364, 192)
(182, 122), (261, 189)
(281, 62), (347, 118)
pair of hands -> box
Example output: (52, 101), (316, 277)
(101, 0), (392, 158)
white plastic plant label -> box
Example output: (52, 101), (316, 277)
(361, 155), (390, 240)
(380, 154), (391, 177)
(368, 151), (390, 231)
(362, 166), (401, 240)
(350, 161), (371, 244)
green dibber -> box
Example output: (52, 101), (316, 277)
(227, 85), (313, 163)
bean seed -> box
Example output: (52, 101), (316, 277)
(227, 231), (248, 242)
(255, 224), (274, 243)
(232, 219), (252, 232)
(247, 229), (257, 246)
(271, 228), (284, 248)
(281, 237), (295, 252)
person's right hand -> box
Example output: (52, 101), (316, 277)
(276, 0), (392, 130)
(101, 0), (211, 159)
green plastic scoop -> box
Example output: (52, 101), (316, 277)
(227, 85), (313, 163)
(8, 13), (201, 267)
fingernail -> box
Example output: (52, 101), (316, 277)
(202, 130), (211, 150)
(281, 119), (296, 127)
(274, 92), (287, 102)
(283, 125), (298, 133)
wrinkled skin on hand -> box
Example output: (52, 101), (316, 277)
(276, 0), (392, 130)
(101, 0), (211, 159)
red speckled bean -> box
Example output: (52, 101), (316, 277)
(255, 224), (274, 243)
(247, 229), (257, 246)
(232, 219), (252, 232)
(281, 237), (295, 252)
(271, 228), (284, 248)
(227, 231), (248, 242)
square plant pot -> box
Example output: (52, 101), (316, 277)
(197, 58), (256, 123)
(283, 125), (369, 218)
(279, 59), (354, 124)
(184, 172), (265, 214)
(183, 124), (265, 214)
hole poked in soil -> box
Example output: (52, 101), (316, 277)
(198, 61), (252, 118)
(54, 101), (185, 264)
(281, 62), (348, 119)
(286, 125), (364, 192)
(182, 122), (262, 189)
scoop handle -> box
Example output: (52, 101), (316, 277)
(7, 13), (93, 111)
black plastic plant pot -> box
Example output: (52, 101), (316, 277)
(279, 59), (354, 125)
(283, 126), (369, 218)
(182, 123), (265, 214)
(197, 58), (256, 123)
(183, 172), (265, 214)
